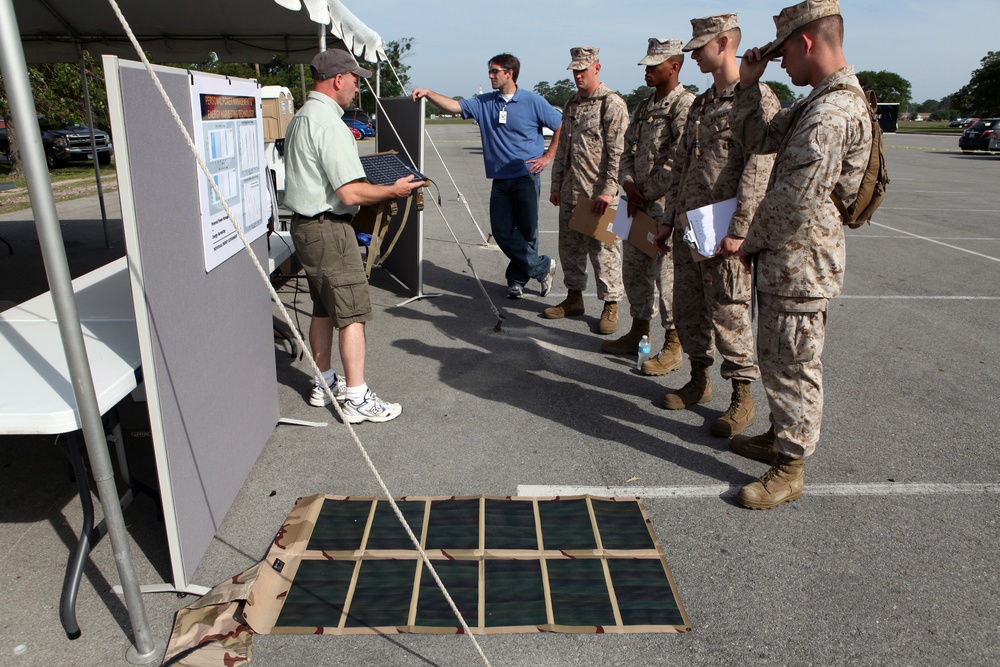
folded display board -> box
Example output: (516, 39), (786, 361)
(244, 494), (691, 635)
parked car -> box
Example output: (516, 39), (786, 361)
(342, 108), (375, 137)
(958, 118), (1000, 152)
(349, 125), (362, 141)
(949, 118), (966, 127)
(0, 116), (113, 167)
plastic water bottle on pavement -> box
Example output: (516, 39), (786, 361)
(637, 335), (650, 371)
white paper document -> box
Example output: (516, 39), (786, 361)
(612, 195), (633, 240)
(683, 198), (737, 258)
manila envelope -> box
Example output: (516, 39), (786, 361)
(569, 197), (619, 245)
(626, 208), (659, 258)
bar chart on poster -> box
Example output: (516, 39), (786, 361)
(190, 76), (269, 272)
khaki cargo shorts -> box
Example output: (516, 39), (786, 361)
(291, 216), (372, 328)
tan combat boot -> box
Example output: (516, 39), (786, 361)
(710, 380), (755, 437)
(662, 362), (711, 410)
(543, 289), (585, 319)
(737, 455), (804, 510)
(601, 318), (650, 354)
(641, 328), (682, 375)
(597, 301), (619, 335)
(730, 426), (777, 463)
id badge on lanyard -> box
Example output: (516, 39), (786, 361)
(499, 108), (508, 124)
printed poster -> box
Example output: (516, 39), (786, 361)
(190, 75), (269, 272)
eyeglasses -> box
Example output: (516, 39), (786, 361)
(488, 68), (509, 75)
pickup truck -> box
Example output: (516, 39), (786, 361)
(0, 116), (113, 168)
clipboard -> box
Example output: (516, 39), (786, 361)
(679, 197), (737, 262)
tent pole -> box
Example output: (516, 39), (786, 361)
(319, 23), (327, 52)
(0, 1), (163, 663)
(78, 48), (110, 248)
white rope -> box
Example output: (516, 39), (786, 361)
(103, 2), (491, 663)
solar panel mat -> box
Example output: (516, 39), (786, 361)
(244, 494), (690, 635)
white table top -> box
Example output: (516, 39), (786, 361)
(0, 257), (141, 435)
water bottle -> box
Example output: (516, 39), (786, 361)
(637, 335), (651, 371)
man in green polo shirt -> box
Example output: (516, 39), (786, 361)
(284, 49), (424, 424)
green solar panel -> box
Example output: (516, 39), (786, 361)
(257, 495), (690, 635)
(537, 499), (597, 550)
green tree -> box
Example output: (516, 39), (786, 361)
(623, 86), (653, 113)
(856, 70), (912, 105)
(952, 51), (1000, 117)
(533, 79), (575, 109)
(1, 54), (109, 179)
(356, 38), (413, 115)
(765, 80), (796, 104)
(916, 98), (939, 113)
(683, 84), (699, 94)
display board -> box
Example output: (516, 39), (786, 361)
(104, 56), (280, 591)
(375, 97), (426, 297)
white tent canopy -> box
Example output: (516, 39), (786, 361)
(13, 0), (385, 65)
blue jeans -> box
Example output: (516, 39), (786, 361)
(490, 173), (550, 286)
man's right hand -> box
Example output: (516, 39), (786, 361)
(391, 175), (426, 198)
(739, 44), (773, 88)
(550, 192), (560, 207)
(653, 225), (673, 255)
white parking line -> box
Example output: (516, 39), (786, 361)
(517, 483), (1000, 499)
(871, 222), (1000, 263)
(838, 295), (1000, 300)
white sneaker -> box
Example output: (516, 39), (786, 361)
(539, 258), (557, 297)
(341, 389), (402, 424)
(507, 282), (523, 299)
(309, 375), (347, 407)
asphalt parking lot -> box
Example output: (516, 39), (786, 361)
(1, 128), (998, 666)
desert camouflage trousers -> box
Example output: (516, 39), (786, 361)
(671, 228), (758, 381)
(557, 204), (624, 300)
(757, 292), (828, 459)
(622, 241), (674, 328)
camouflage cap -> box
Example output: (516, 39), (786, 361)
(682, 14), (739, 52)
(763, 0), (841, 57)
(567, 46), (599, 70)
(638, 38), (685, 66)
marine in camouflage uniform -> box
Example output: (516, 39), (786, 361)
(545, 46), (629, 335)
(602, 38), (695, 373)
(730, 0), (873, 510)
(647, 14), (778, 437)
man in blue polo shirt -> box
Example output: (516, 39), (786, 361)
(413, 53), (562, 299)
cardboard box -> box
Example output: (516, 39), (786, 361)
(261, 87), (295, 142)
(569, 197), (619, 245)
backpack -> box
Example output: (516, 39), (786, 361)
(831, 85), (889, 229)
(783, 83), (889, 229)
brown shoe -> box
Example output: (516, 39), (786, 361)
(597, 301), (619, 335)
(641, 329), (682, 375)
(542, 289), (585, 319)
(662, 363), (711, 410)
(601, 318), (649, 354)
(710, 380), (755, 437)
(730, 426), (777, 463)
(737, 456), (804, 510)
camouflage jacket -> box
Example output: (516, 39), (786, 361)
(733, 66), (872, 299)
(619, 84), (695, 222)
(550, 82), (629, 206)
(645, 80), (778, 238)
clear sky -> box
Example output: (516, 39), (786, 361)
(346, 0), (994, 104)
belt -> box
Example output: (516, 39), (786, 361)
(292, 211), (353, 222)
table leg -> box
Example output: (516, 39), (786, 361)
(57, 431), (98, 640)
